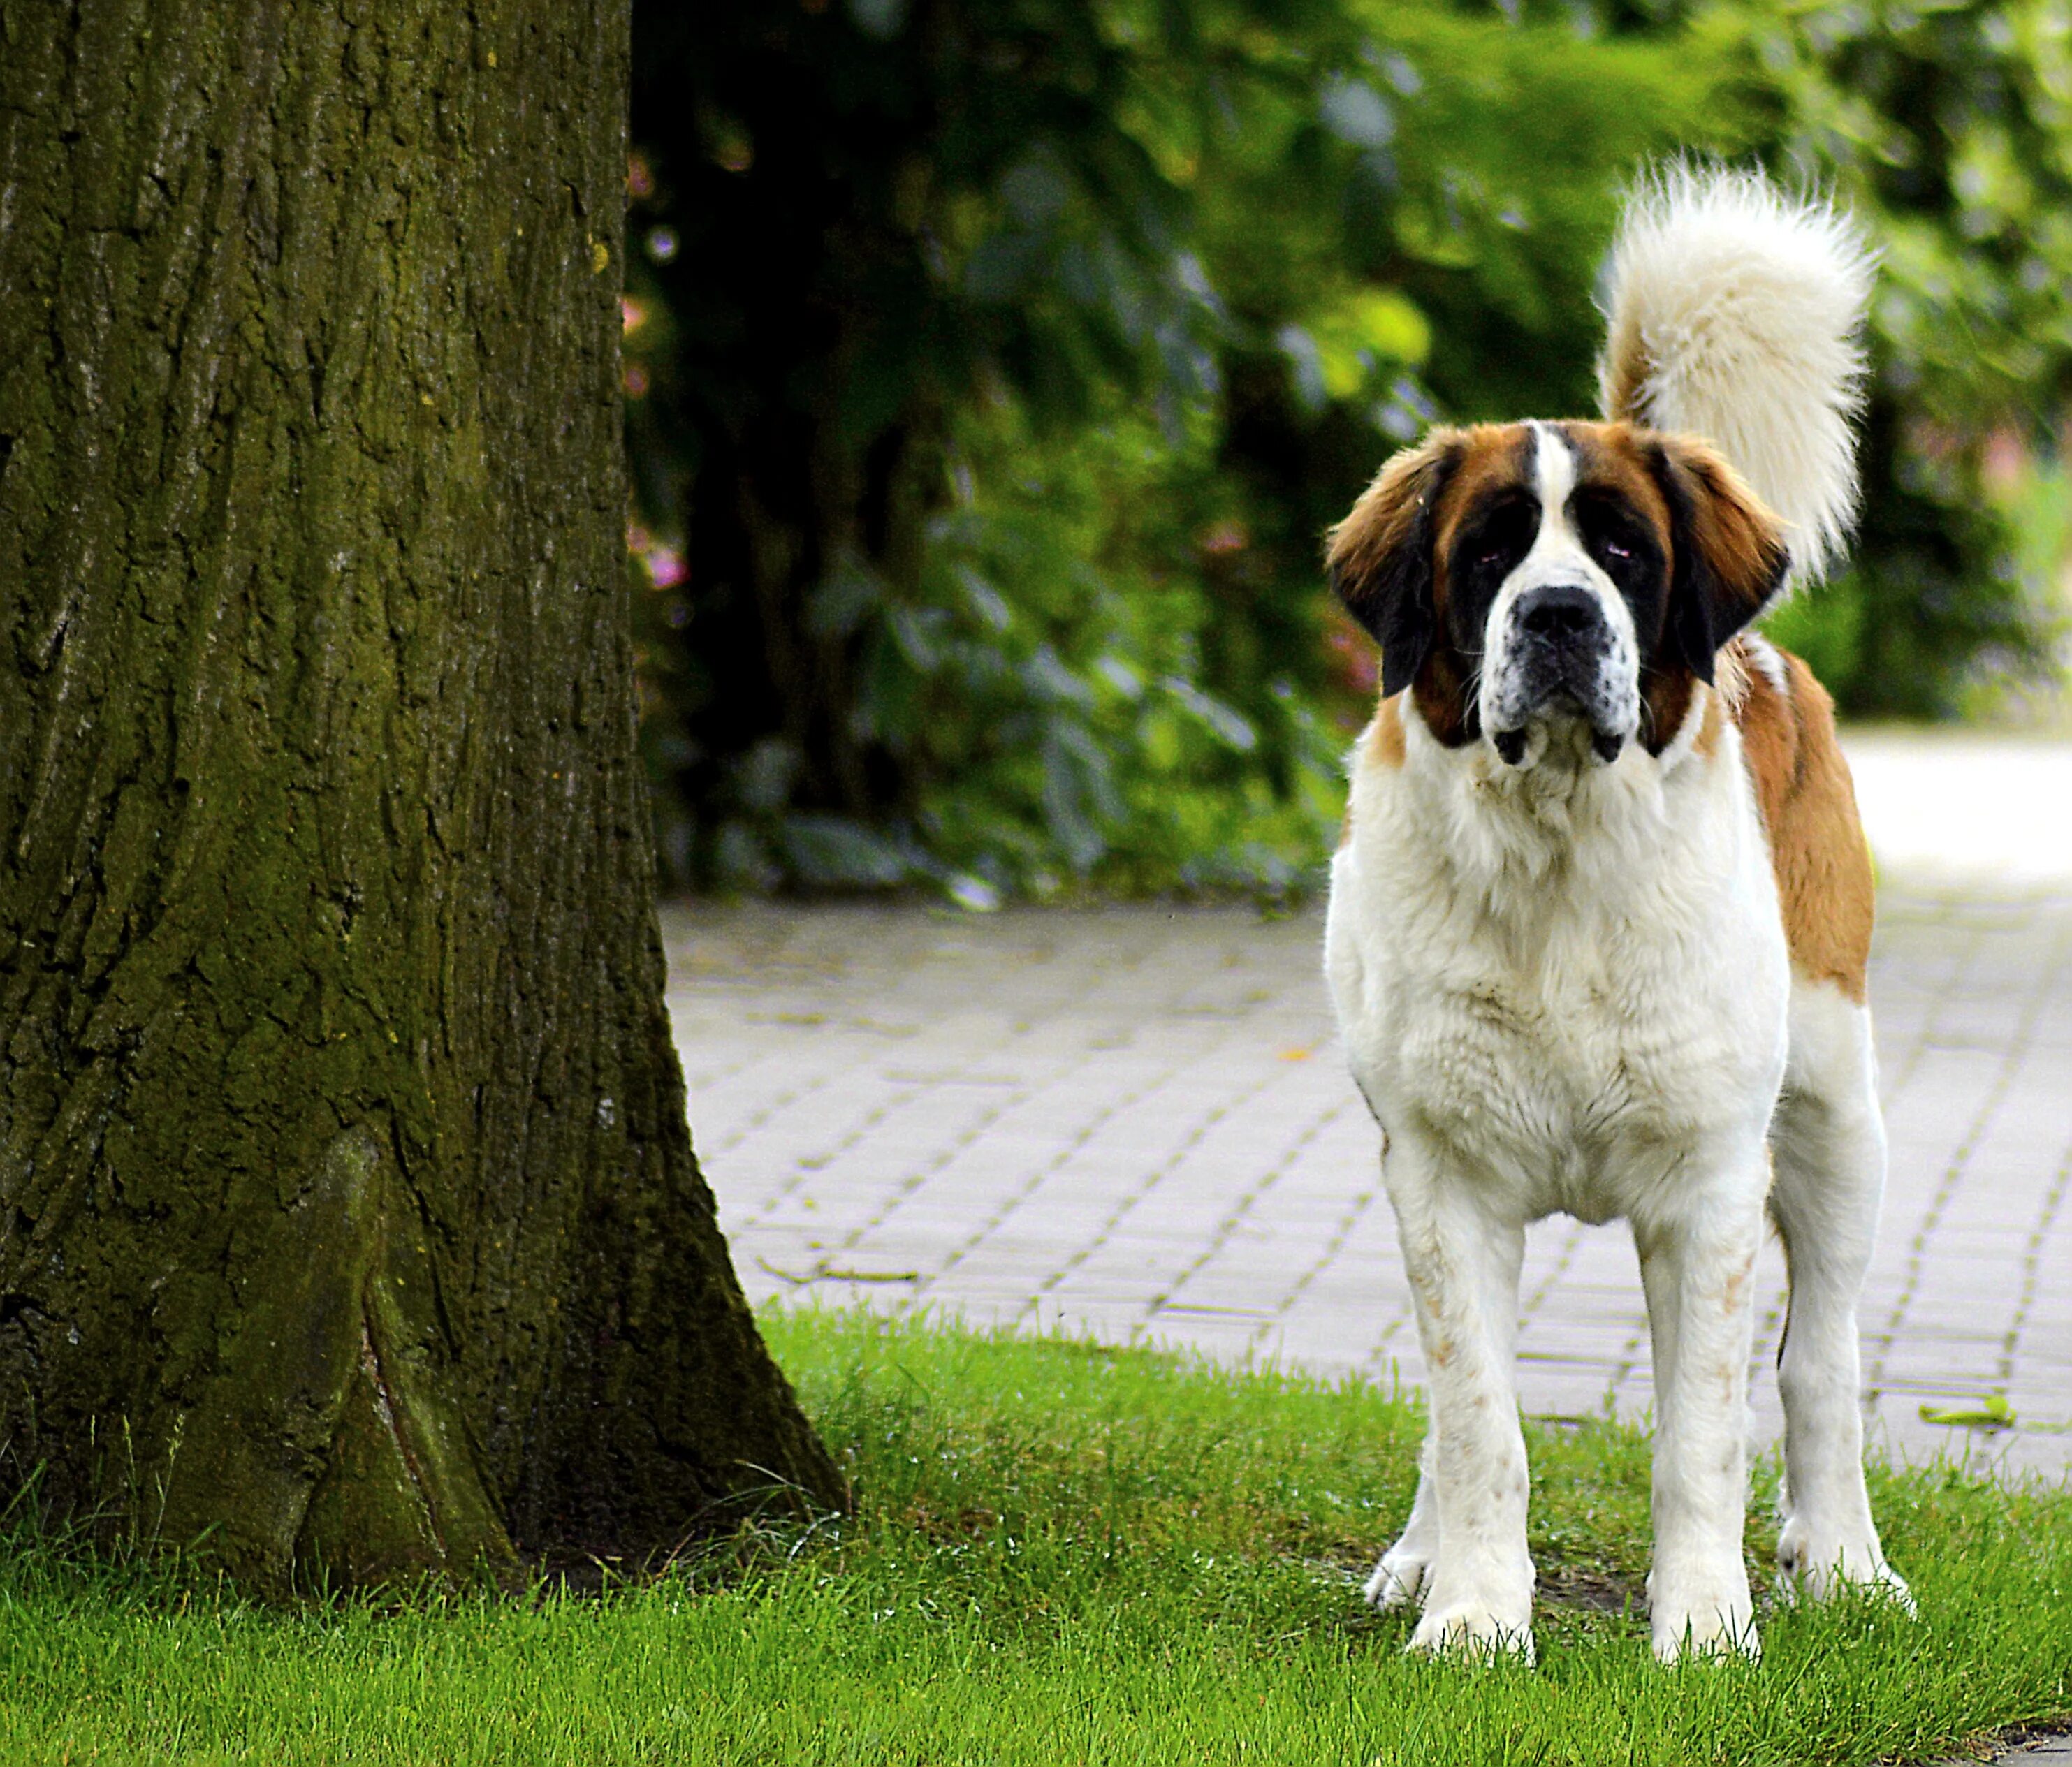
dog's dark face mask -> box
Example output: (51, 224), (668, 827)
(1328, 420), (1788, 765)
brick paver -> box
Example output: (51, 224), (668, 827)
(669, 751), (2072, 1476)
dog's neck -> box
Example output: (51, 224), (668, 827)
(1396, 691), (1731, 907)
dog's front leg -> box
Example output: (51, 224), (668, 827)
(1635, 1163), (1766, 1662)
(1382, 1131), (1533, 1659)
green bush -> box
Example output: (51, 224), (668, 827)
(819, 399), (1350, 901)
(1715, 0), (2071, 715)
(632, 0), (2066, 897)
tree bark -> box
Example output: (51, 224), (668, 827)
(0, 0), (842, 1594)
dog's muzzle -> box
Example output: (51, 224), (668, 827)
(1489, 583), (1627, 767)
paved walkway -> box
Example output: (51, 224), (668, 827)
(1970, 1738), (2072, 1764)
(666, 738), (2072, 1475)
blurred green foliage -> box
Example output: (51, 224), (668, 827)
(1735, 0), (2072, 717)
(631, 0), (2066, 898)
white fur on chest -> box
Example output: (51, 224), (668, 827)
(1325, 709), (1790, 1228)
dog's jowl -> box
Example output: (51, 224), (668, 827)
(1323, 166), (1911, 1664)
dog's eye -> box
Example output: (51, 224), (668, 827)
(1584, 523), (1635, 566)
(1462, 501), (1536, 574)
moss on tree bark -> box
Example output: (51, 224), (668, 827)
(0, 0), (842, 1594)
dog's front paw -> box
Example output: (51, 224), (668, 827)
(1362, 1539), (1433, 1611)
(1409, 1594), (1536, 1662)
(1649, 1571), (1758, 1664)
(1406, 1571), (1535, 1663)
(1776, 1518), (1916, 1613)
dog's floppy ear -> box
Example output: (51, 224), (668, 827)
(1647, 437), (1790, 684)
(1327, 432), (1462, 700)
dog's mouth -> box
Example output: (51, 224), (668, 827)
(1482, 589), (1638, 772)
(1490, 692), (1628, 769)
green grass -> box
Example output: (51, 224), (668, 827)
(4, 1308), (2069, 1765)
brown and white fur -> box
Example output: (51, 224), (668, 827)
(1323, 167), (1906, 1664)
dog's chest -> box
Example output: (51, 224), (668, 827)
(1391, 923), (1754, 1190)
(1327, 761), (1788, 1216)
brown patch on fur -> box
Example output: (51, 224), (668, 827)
(1732, 642), (1874, 1002)
(1643, 670), (1698, 756)
(1365, 694), (1407, 770)
(1325, 432), (1460, 601)
(1562, 420), (1673, 526)
(1409, 648), (1478, 748)
(1691, 680), (1727, 758)
(1654, 437), (1791, 645)
(1598, 310), (1651, 430)
(1328, 423), (1532, 749)
(1424, 423), (1540, 564)
(1415, 424), (1534, 745)
(1340, 698), (1408, 847)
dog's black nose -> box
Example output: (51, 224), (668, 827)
(1517, 584), (1604, 645)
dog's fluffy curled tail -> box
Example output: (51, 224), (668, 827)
(1598, 163), (1874, 586)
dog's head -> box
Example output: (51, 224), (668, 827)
(1327, 420), (1787, 766)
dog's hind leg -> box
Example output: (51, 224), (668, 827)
(1768, 979), (1912, 1606)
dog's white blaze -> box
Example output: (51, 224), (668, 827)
(1479, 423), (1641, 756)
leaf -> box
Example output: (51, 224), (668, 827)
(779, 816), (917, 888)
(1162, 677), (1257, 753)
(1918, 1393), (2017, 1431)
(1319, 75), (1395, 149)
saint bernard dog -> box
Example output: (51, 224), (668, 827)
(1324, 166), (1912, 1663)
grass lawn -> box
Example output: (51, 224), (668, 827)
(4, 1308), (2069, 1766)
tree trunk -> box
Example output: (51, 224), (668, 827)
(0, 0), (842, 1594)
